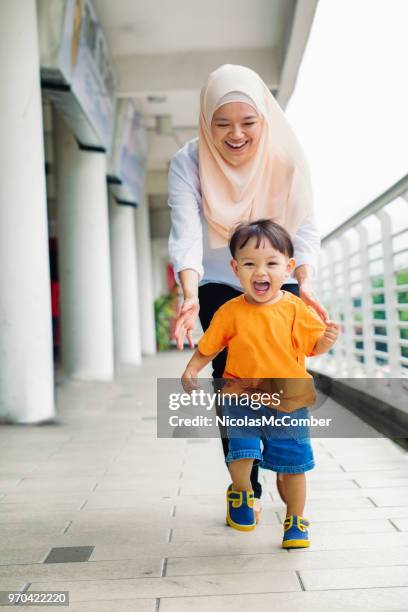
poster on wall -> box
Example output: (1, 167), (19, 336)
(37, 0), (116, 151)
(108, 100), (148, 207)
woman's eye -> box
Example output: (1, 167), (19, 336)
(243, 122), (256, 126)
(268, 263), (277, 266)
(244, 263), (254, 267)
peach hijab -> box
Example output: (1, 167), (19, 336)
(198, 64), (313, 248)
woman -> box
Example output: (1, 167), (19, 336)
(168, 64), (327, 519)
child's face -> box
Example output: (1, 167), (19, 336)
(230, 237), (296, 305)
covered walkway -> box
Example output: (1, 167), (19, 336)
(1, 351), (408, 611)
(1, 2), (408, 610)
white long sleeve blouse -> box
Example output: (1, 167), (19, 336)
(168, 138), (320, 292)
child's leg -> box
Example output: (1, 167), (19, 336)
(226, 457), (257, 531)
(281, 472), (306, 517)
(226, 436), (261, 524)
(276, 473), (286, 503)
(228, 458), (254, 491)
(281, 472), (309, 549)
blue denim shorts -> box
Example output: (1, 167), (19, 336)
(223, 401), (315, 474)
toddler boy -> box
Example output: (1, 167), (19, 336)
(181, 220), (339, 548)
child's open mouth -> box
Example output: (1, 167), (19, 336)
(252, 281), (270, 295)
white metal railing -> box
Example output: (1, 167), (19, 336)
(312, 174), (408, 381)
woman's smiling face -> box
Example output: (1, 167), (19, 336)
(210, 102), (263, 166)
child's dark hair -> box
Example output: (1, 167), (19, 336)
(229, 219), (294, 259)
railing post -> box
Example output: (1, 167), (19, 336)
(327, 245), (342, 375)
(340, 236), (355, 376)
(357, 224), (376, 376)
(376, 209), (400, 377)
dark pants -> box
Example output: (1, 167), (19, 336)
(198, 282), (300, 499)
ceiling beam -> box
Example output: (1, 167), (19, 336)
(116, 47), (281, 96)
(276, 0), (319, 109)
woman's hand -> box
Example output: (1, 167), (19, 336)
(173, 297), (200, 350)
(299, 279), (329, 323)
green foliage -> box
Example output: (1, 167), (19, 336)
(371, 276), (384, 288)
(396, 270), (408, 285)
(374, 310), (386, 320)
(399, 310), (408, 322)
(154, 293), (177, 352)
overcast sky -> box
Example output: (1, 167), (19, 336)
(286, 0), (408, 237)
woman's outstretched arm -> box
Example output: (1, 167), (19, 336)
(174, 269), (200, 350)
(168, 144), (203, 349)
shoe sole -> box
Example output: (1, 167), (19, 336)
(282, 539), (310, 549)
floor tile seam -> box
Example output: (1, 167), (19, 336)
(20, 558), (302, 582)
(295, 570), (306, 591)
(274, 516), (408, 524)
(88, 551), (290, 562)
(131, 583), (408, 601)
(19, 573), (249, 584)
(11, 541), (408, 563)
(0, 568), (306, 581)
(290, 583), (408, 593)
(298, 563), (408, 573)
(0, 555), (170, 567)
(10, 562), (408, 580)
(152, 560), (408, 578)
(34, 586), (305, 601)
(162, 542), (408, 554)
(24, 586), (304, 598)
(388, 519), (401, 532)
(62, 520), (73, 534)
(161, 558), (168, 577)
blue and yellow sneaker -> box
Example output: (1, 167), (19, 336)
(226, 484), (256, 531)
(282, 515), (310, 549)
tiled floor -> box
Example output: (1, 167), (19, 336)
(0, 351), (408, 611)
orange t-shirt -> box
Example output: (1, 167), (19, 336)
(198, 292), (326, 380)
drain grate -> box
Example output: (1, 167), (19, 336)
(43, 546), (94, 563)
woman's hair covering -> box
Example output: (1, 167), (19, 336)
(198, 64), (313, 248)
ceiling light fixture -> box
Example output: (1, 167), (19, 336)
(154, 114), (183, 147)
(147, 95), (167, 103)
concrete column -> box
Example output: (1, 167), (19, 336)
(109, 195), (142, 366)
(152, 239), (171, 299)
(53, 111), (114, 380)
(135, 197), (156, 355)
(0, 0), (55, 423)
